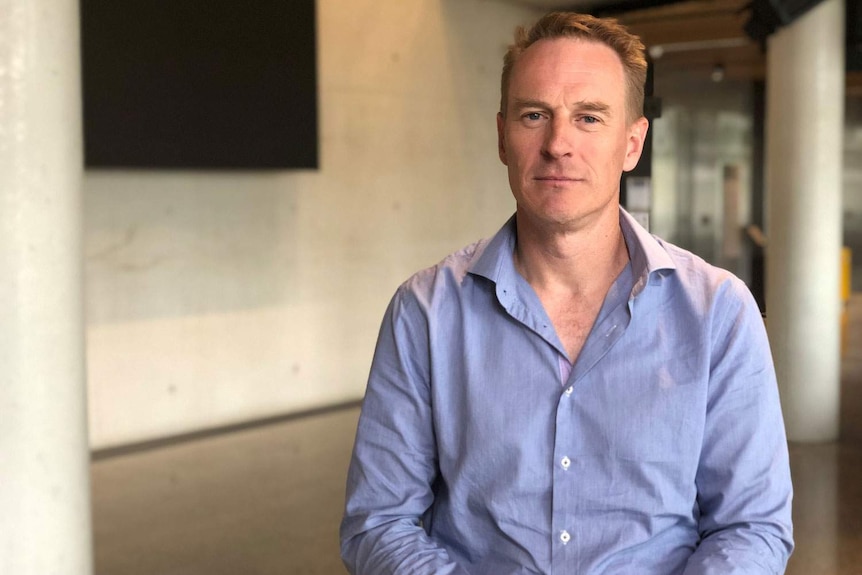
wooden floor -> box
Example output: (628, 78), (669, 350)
(91, 296), (862, 575)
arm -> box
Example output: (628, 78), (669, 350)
(340, 285), (468, 575)
(684, 280), (794, 574)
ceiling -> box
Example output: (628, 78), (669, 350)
(502, 0), (862, 95)
(618, 0), (763, 83)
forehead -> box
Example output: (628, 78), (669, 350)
(508, 37), (626, 104)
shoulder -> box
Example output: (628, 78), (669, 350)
(643, 239), (771, 381)
(392, 237), (493, 314)
(621, 209), (751, 311)
(643, 237), (761, 334)
(660, 238), (752, 302)
(410, 239), (488, 288)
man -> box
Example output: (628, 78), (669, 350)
(341, 12), (793, 575)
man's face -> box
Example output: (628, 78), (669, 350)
(497, 38), (648, 232)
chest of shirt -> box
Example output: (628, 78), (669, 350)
(424, 279), (710, 497)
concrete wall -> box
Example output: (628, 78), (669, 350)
(84, 0), (539, 449)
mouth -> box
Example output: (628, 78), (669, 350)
(534, 176), (581, 183)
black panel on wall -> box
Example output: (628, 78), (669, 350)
(80, 0), (318, 169)
(849, 0), (862, 71)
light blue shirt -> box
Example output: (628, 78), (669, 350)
(341, 209), (793, 574)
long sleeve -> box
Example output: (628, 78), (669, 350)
(340, 284), (468, 575)
(683, 280), (794, 574)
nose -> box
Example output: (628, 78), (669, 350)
(541, 116), (573, 159)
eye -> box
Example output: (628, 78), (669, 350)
(517, 110), (549, 127)
(581, 115), (599, 124)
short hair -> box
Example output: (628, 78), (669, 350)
(501, 12), (647, 123)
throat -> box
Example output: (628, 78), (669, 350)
(515, 230), (630, 363)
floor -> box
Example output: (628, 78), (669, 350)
(91, 296), (862, 575)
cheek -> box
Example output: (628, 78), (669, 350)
(505, 144), (535, 177)
(602, 139), (629, 169)
(506, 129), (543, 157)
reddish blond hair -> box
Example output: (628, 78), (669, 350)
(501, 12), (647, 123)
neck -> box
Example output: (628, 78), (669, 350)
(514, 209), (629, 296)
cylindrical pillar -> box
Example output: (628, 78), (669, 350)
(0, 0), (92, 573)
(766, 0), (845, 442)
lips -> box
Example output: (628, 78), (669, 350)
(534, 175), (581, 182)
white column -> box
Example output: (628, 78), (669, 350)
(766, 0), (845, 442)
(0, 0), (92, 573)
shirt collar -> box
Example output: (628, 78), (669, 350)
(468, 208), (676, 295)
(618, 208), (676, 297)
(467, 214), (517, 283)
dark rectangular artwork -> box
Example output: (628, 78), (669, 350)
(80, 0), (318, 169)
(848, 0), (862, 71)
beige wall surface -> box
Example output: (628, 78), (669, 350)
(85, 0), (539, 449)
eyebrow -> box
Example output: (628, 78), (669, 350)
(575, 101), (612, 116)
(510, 98), (551, 111)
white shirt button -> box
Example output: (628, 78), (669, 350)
(564, 386), (573, 396)
(560, 530), (571, 544)
(561, 456), (571, 470)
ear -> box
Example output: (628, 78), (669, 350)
(622, 116), (649, 173)
(497, 112), (508, 166)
